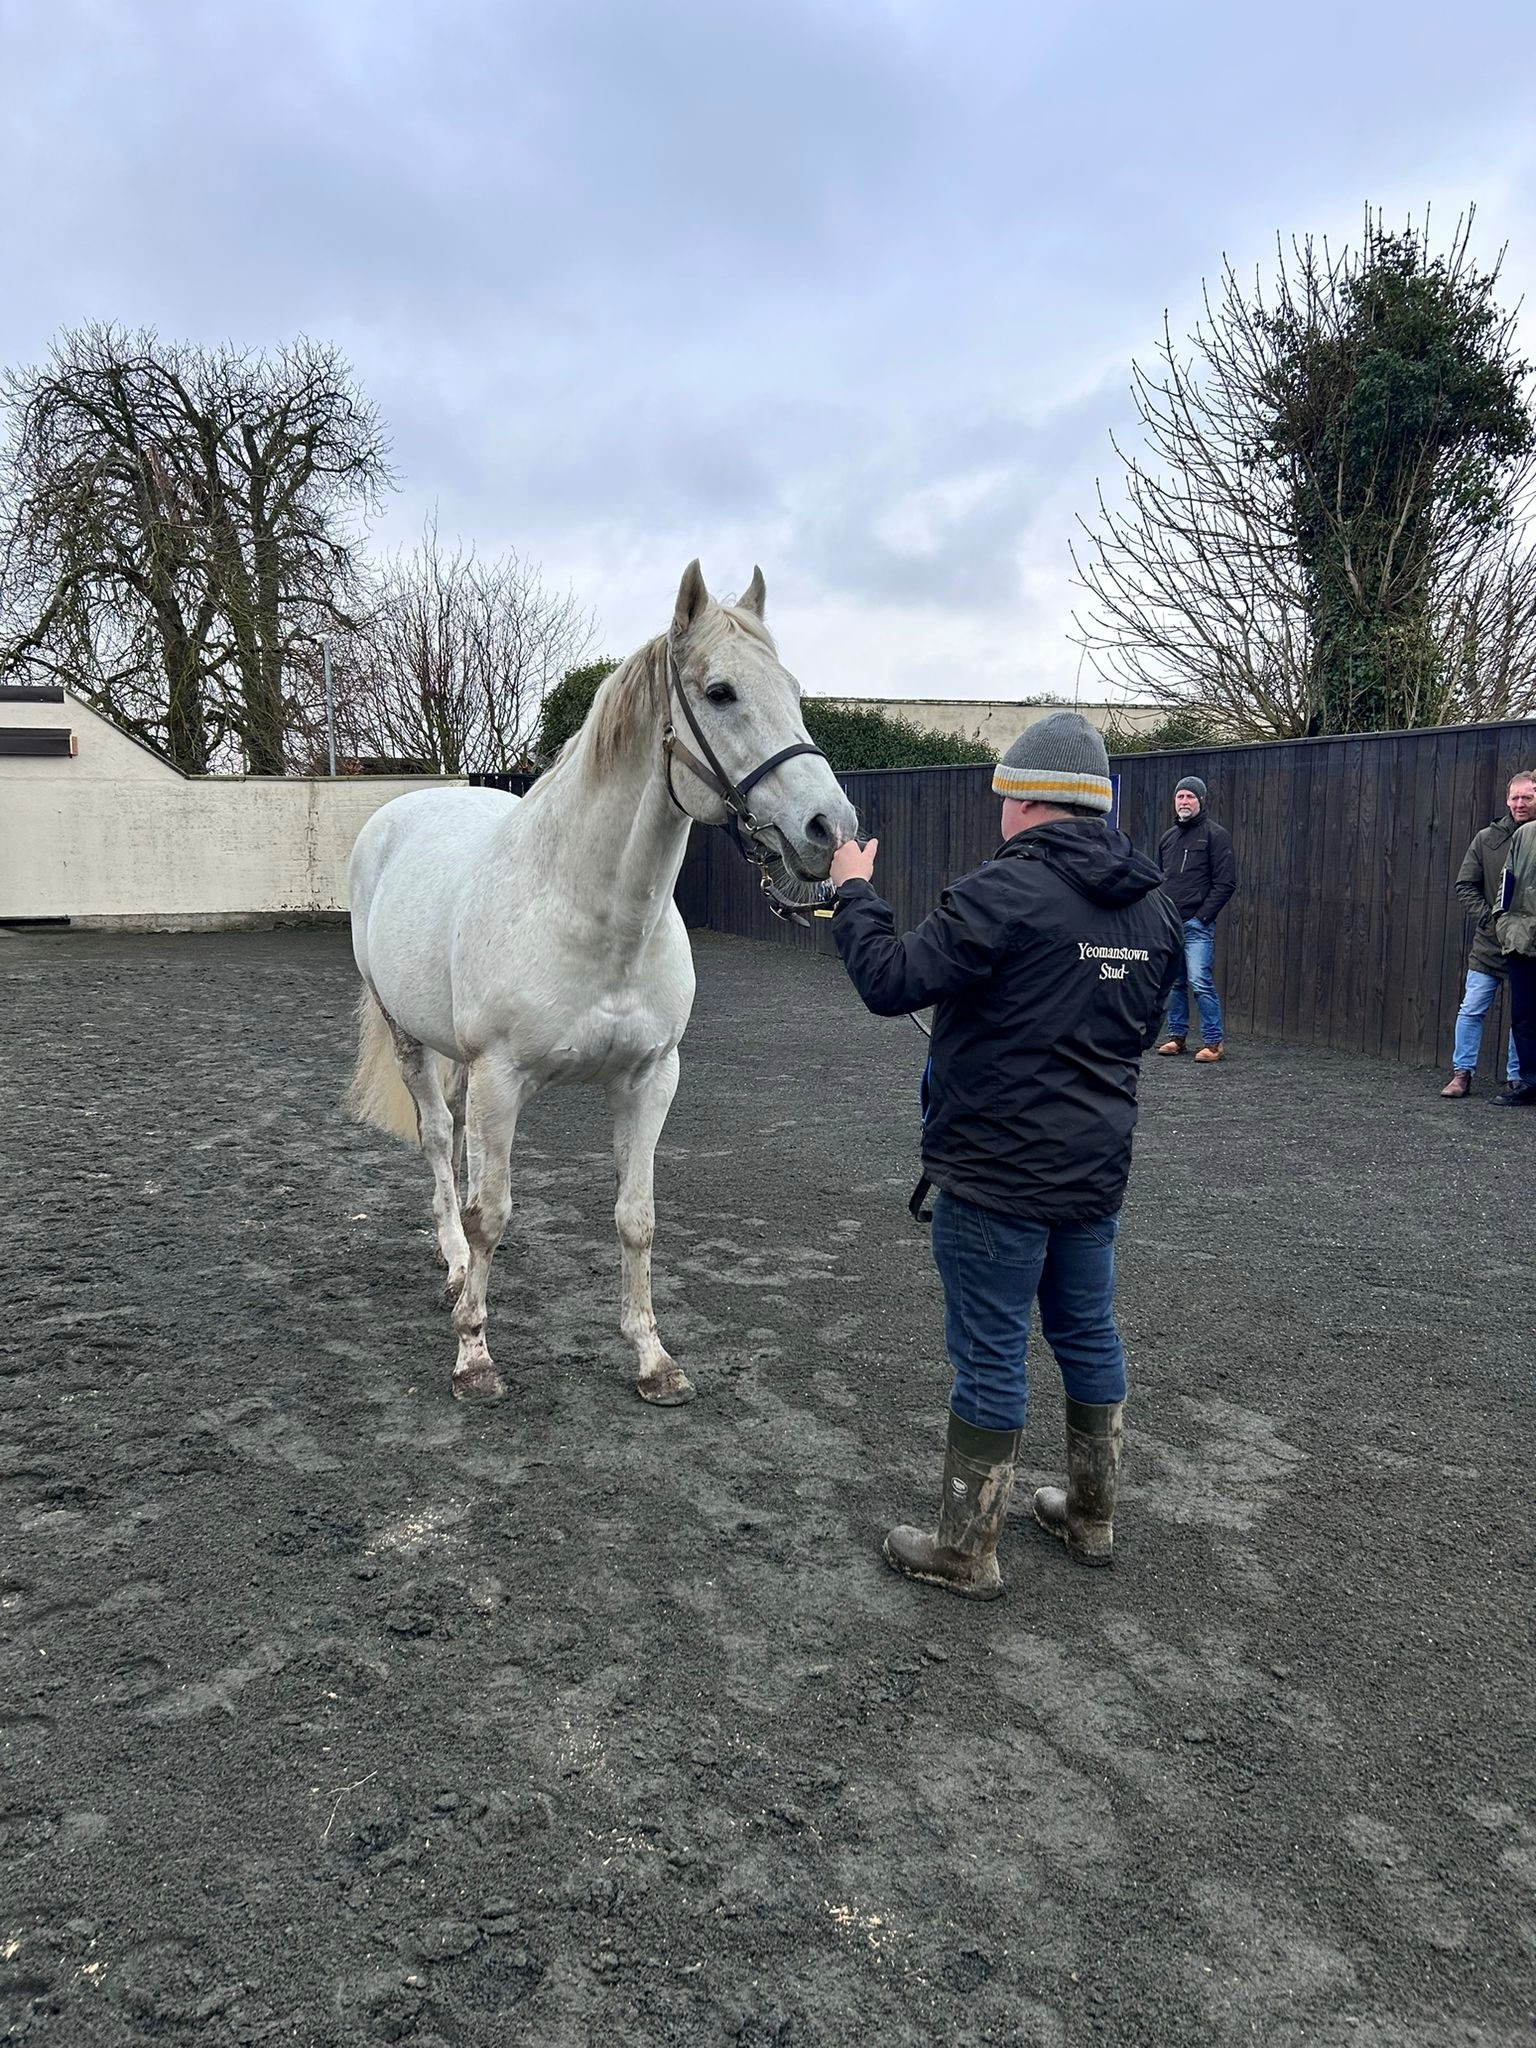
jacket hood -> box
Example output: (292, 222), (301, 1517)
(997, 819), (1167, 908)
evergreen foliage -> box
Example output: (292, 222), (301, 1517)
(534, 657), (618, 759)
(801, 700), (994, 769)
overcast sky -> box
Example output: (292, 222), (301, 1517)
(5, 0), (1536, 702)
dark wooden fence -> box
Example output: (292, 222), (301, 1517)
(671, 719), (1536, 1075)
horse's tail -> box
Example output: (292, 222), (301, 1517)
(345, 985), (422, 1145)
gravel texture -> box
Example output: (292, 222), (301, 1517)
(0, 924), (1531, 2048)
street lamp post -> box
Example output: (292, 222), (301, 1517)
(322, 637), (337, 777)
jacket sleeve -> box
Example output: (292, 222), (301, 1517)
(1196, 825), (1237, 924)
(1454, 833), (1490, 922)
(1144, 901), (1185, 1049)
(831, 870), (1014, 1016)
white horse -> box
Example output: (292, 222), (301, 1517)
(345, 561), (857, 1406)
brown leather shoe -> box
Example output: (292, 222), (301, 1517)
(1440, 1070), (1472, 1098)
(1155, 1037), (1186, 1057)
(1193, 1043), (1224, 1063)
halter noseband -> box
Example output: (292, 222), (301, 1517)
(661, 637), (834, 924)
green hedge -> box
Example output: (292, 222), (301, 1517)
(533, 658), (620, 760)
(801, 701), (994, 770)
(533, 661), (995, 772)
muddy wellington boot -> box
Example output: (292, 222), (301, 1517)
(1032, 1398), (1124, 1566)
(883, 1414), (1021, 1601)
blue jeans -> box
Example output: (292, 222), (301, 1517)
(1452, 968), (1523, 1082)
(930, 1191), (1126, 1432)
(1165, 918), (1224, 1045)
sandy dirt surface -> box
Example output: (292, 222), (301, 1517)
(1, 925), (1531, 2048)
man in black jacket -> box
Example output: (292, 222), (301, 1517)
(828, 713), (1182, 1600)
(1154, 776), (1237, 1063)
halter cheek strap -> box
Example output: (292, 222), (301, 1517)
(660, 636), (836, 926)
(661, 637), (827, 831)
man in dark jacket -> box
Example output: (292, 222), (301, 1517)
(1440, 767), (1536, 1098)
(1154, 776), (1238, 1062)
(827, 713), (1182, 1600)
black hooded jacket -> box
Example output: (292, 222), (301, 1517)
(1156, 811), (1237, 923)
(832, 821), (1184, 1221)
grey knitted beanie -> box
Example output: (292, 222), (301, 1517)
(1175, 776), (1207, 805)
(992, 711), (1113, 813)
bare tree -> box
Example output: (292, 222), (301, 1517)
(0, 325), (392, 771)
(194, 340), (391, 772)
(0, 330), (224, 767)
(1073, 212), (1536, 737)
(314, 514), (595, 775)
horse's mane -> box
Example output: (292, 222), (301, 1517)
(584, 638), (667, 775)
(540, 601), (776, 789)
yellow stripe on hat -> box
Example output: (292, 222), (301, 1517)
(991, 767), (1113, 802)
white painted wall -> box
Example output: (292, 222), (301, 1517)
(807, 697), (1166, 750)
(0, 692), (467, 927)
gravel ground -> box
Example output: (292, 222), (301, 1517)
(0, 924), (1532, 2048)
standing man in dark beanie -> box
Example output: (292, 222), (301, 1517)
(1154, 776), (1237, 1063)
(826, 712), (1182, 1601)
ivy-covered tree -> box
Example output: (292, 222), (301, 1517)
(1074, 211), (1536, 736)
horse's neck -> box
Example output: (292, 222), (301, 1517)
(525, 708), (690, 951)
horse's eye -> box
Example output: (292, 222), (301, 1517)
(705, 683), (737, 707)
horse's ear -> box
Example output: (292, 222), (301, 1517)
(737, 566), (766, 619)
(672, 559), (709, 636)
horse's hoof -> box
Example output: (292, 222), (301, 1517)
(442, 1266), (468, 1306)
(637, 1370), (695, 1407)
(452, 1362), (506, 1404)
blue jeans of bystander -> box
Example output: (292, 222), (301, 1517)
(1165, 918), (1224, 1046)
(930, 1190), (1126, 1433)
(1451, 968), (1523, 1082)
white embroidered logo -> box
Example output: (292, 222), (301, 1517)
(1079, 940), (1149, 983)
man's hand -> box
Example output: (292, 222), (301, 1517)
(830, 836), (878, 889)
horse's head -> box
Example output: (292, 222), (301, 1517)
(665, 560), (858, 880)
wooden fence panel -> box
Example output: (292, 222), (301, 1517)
(668, 719), (1536, 1070)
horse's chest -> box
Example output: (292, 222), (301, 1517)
(541, 1000), (677, 1083)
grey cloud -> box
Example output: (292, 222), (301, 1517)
(5, 0), (1536, 691)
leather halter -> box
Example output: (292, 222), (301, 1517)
(660, 636), (827, 834)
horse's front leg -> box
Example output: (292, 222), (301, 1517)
(450, 1056), (533, 1404)
(608, 1050), (692, 1406)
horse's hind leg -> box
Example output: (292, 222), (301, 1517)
(608, 1050), (692, 1406)
(390, 1029), (470, 1300)
(451, 1056), (533, 1404)
(448, 1062), (468, 1192)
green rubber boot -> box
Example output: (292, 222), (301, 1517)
(1032, 1397), (1124, 1566)
(883, 1413), (1021, 1601)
